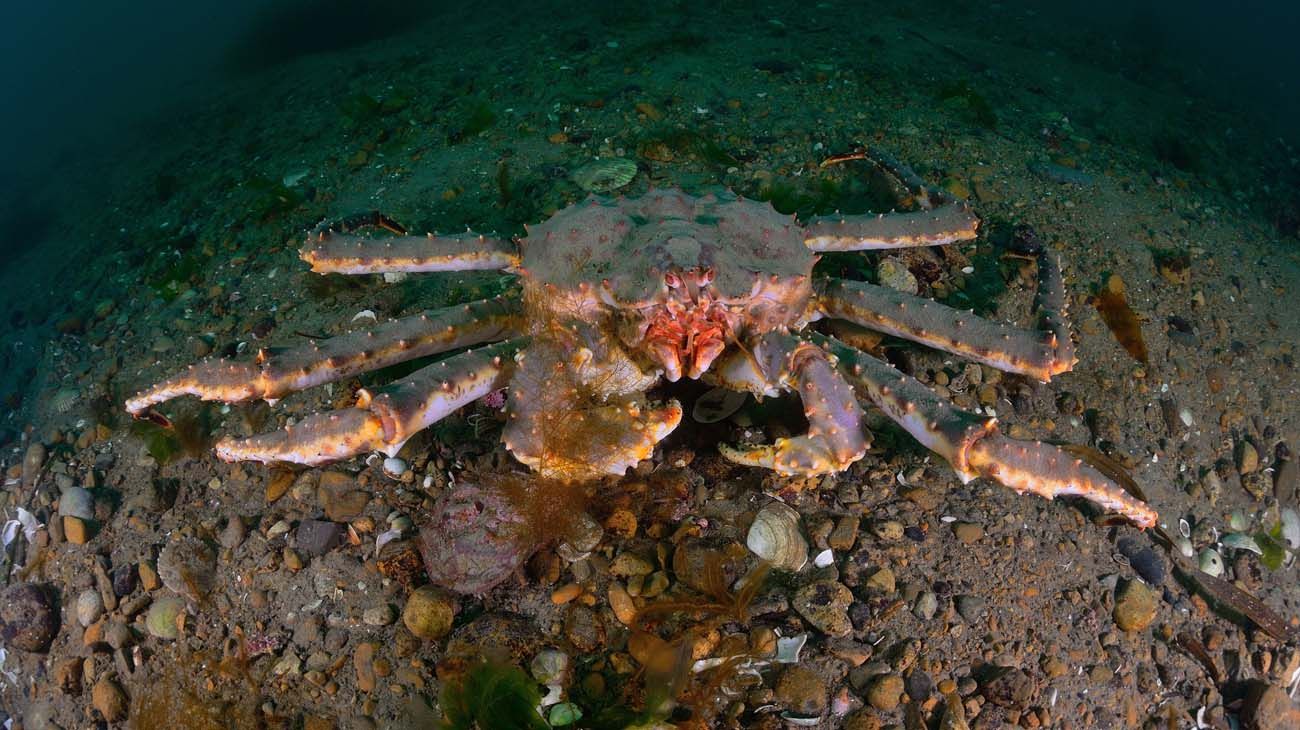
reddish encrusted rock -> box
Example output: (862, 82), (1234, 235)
(418, 480), (536, 595)
(1, 583), (59, 652)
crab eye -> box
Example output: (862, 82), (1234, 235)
(698, 268), (716, 286)
(664, 272), (682, 289)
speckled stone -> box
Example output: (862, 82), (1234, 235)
(792, 580), (854, 637)
(1113, 579), (1158, 632)
(774, 665), (828, 716)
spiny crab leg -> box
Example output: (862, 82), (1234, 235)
(816, 251), (1076, 382)
(215, 339), (526, 465)
(718, 332), (870, 475)
(809, 333), (1157, 528)
(125, 296), (522, 417)
(300, 226), (521, 274)
(804, 148), (979, 251)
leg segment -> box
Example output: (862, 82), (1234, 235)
(503, 334), (679, 481)
(804, 148), (979, 251)
(214, 339), (526, 465)
(810, 333), (1156, 528)
(126, 296), (523, 416)
(718, 332), (870, 475)
(816, 250), (1076, 382)
(300, 226), (520, 275)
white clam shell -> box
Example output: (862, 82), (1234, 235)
(746, 501), (807, 572)
(1198, 547), (1224, 577)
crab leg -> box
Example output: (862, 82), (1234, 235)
(804, 148), (979, 251)
(214, 339), (526, 465)
(809, 333), (1156, 528)
(815, 251), (1076, 381)
(503, 334), (680, 481)
(126, 296), (522, 416)
(717, 332), (870, 475)
(300, 228), (520, 274)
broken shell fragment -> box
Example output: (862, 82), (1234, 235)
(746, 502), (808, 572)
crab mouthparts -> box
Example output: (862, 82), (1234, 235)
(645, 303), (730, 382)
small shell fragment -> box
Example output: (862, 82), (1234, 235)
(1281, 508), (1300, 551)
(775, 633), (808, 663)
(746, 502), (808, 572)
(351, 309), (378, 323)
(813, 549), (834, 568)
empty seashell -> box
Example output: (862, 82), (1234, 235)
(1198, 548), (1224, 577)
(692, 387), (748, 424)
(1174, 535), (1195, 559)
(1280, 508), (1300, 551)
(746, 501), (808, 572)
(382, 457), (407, 479)
(813, 549), (834, 568)
(352, 309), (378, 323)
(1221, 532), (1263, 555)
(570, 157), (638, 193)
(1178, 518), (1191, 539)
(1228, 510), (1249, 532)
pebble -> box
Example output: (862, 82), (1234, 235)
(353, 643), (377, 692)
(878, 258), (919, 295)
(76, 589), (104, 627)
(609, 552), (654, 577)
(955, 594), (986, 623)
(1241, 679), (1300, 730)
(63, 516), (90, 544)
(111, 564), (137, 598)
(913, 591), (938, 621)
(92, 676), (128, 722)
(152, 335), (175, 353)
(58, 487), (95, 521)
(905, 669), (935, 701)
(138, 561), (161, 591)
(319, 472), (370, 522)
(0, 583), (59, 652)
(774, 665), (828, 716)
(297, 519), (345, 556)
(952, 522), (984, 544)
(403, 585), (456, 640)
(1113, 579), (1158, 632)
(866, 673), (904, 711)
(362, 604), (396, 627)
(563, 605), (604, 653)
(609, 583), (637, 626)
(1238, 441), (1260, 475)
(872, 520), (905, 541)
(792, 580), (854, 637)
(980, 667), (1035, 710)
(1117, 536), (1166, 585)
(864, 567), (896, 595)
(219, 515), (247, 550)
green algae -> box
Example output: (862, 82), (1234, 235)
(438, 660), (549, 730)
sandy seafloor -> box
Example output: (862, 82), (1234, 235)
(2, 1), (1299, 728)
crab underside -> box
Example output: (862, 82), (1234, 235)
(126, 150), (1156, 528)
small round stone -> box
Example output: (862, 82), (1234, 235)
(403, 585), (456, 640)
(363, 604), (397, 627)
(76, 589), (104, 627)
(92, 676), (128, 722)
(1113, 579), (1158, 632)
(59, 487), (95, 521)
(867, 673), (904, 711)
(774, 665), (828, 716)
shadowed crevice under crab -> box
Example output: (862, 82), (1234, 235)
(126, 149), (1156, 528)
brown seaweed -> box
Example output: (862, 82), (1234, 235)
(1091, 273), (1149, 363)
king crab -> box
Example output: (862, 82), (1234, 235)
(126, 149), (1156, 528)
